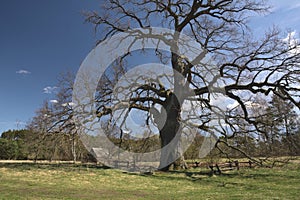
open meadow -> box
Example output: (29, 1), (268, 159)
(0, 160), (299, 200)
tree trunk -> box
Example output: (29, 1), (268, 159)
(71, 133), (77, 163)
(158, 93), (187, 171)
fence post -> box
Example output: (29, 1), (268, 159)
(234, 160), (239, 170)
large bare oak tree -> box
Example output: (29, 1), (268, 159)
(83, 0), (300, 171)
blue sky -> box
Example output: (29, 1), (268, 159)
(0, 0), (300, 134)
(0, 0), (101, 133)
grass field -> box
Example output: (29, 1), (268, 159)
(0, 161), (299, 200)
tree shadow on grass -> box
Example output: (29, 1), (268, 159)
(121, 167), (290, 185)
(0, 162), (111, 171)
(121, 169), (223, 182)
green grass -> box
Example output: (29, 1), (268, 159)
(0, 162), (299, 199)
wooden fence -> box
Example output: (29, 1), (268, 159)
(187, 160), (255, 174)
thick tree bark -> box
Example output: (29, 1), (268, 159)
(158, 93), (187, 171)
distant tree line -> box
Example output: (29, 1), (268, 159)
(1, 123), (299, 162)
(0, 129), (95, 162)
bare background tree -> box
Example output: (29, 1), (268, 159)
(26, 72), (92, 163)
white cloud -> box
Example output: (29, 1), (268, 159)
(43, 86), (57, 94)
(49, 99), (58, 104)
(283, 31), (300, 55)
(16, 69), (31, 75)
(227, 101), (261, 110)
(62, 102), (75, 107)
(227, 101), (239, 110)
(283, 31), (297, 43)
